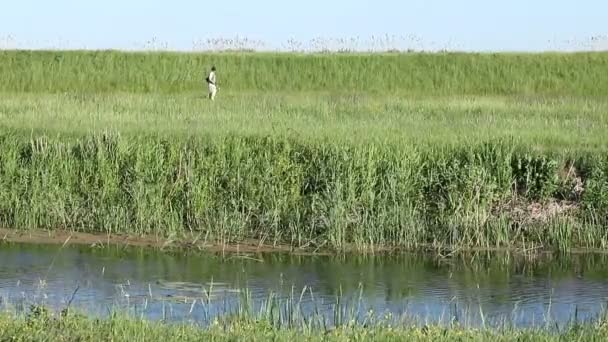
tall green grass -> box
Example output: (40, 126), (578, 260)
(2, 50), (608, 95)
(0, 51), (607, 250)
(0, 132), (606, 250)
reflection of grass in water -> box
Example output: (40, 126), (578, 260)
(3, 282), (607, 331)
(154, 279), (240, 303)
(6, 243), (608, 309)
(155, 280), (234, 291)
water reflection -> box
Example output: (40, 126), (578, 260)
(1, 243), (607, 327)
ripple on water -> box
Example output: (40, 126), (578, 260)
(1, 244), (608, 327)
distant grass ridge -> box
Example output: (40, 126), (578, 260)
(1, 50), (608, 95)
(1, 132), (606, 251)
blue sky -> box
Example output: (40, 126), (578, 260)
(1, 0), (606, 51)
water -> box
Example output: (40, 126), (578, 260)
(1, 242), (608, 328)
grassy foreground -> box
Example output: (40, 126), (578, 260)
(0, 51), (607, 251)
(2, 312), (608, 342)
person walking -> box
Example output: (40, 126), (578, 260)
(206, 66), (218, 100)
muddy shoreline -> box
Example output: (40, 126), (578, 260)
(2, 228), (607, 256)
(0, 228), (309, 255)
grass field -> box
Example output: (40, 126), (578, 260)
(2, 50), (608, 96)
(1, 92), (607, 150)
(2, 310), (608, 342)
(0, 51), (607, 251)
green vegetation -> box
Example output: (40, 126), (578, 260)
(1, 93), (607, 150)
(1, 132), (608, 250)
(2, 50), (608, 95)
(0, 51), (607, 251)
(2, 309), (608, 341)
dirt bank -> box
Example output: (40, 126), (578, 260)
(2, 228), (607, 256)
(0, 228), (309, 255)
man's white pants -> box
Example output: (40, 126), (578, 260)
(208, 84), (217, 100)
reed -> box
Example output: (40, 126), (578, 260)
(0, 50), (607, 251)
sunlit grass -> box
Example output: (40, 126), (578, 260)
(0, 51), (607, 251)
(1, 92), (606, 150)
(2, 50), (608, 96)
